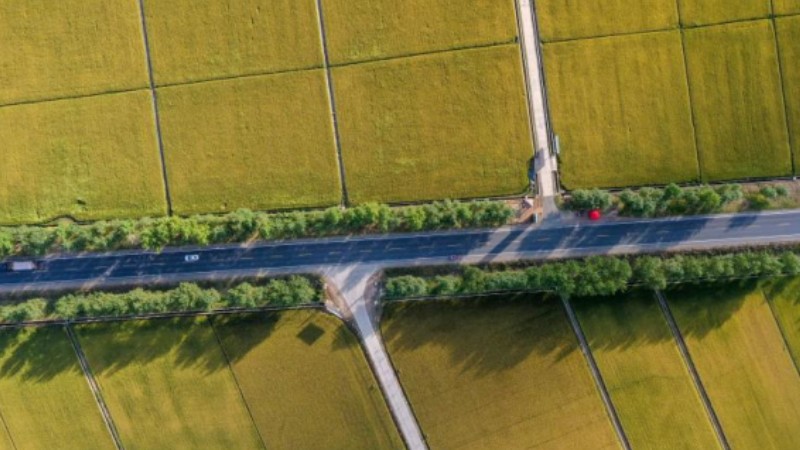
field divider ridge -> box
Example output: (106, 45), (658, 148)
(64, 324), (125, 450)
(208, 317), (268, 449)
(0, 404), (17, 450)
(760, 288), (800, 378)
(135, 0), (173, 216)
(655, 290), (730, 449)
(560, 296), (631, 450)
(313, 0), (349, 207)
(674, 0), (705, 182)
(768, 7), (798, 175)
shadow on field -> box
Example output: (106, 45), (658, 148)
(570, 291), (675, 353)
(663, 281), (753, 340)
(0, 326), (82, 383)
(380, 294), (578, 377)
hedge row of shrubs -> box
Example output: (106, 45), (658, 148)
(0, 276), (319, 324)
(567, 183), (789, 218)
(384, 250), (800, 299)
(0, 200), (515, 257)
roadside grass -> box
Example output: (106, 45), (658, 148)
(777, 16), (800, 171)
(677, 0), (770, 26)
(0, 327), (113, 450)
(667, 282), (800, 449)
(213, 310), (403, 449)
(158, 70), (341, 215)
(775, 0), (800, 15)
(0, 91), (167, 225)
(544, 31), (699, 189)
(381, 295), (619, 450)
(75, 317), (263, 449)
(322, 0), (518, 64)
(0, 1), (148, 105)
(573, 292), (720, 449)
(333, 45), (533, 204)
(536, 0), (677, 42)
(684, 20), (792, 181)
(142, 0), (323, 85)
(763, 277), (800, 368)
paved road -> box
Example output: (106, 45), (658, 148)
(2, 210), (799, 288)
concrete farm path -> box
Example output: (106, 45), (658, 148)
(516, 0), (560, 217)
(324, 264), (428, 450)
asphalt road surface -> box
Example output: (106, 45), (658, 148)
(2, 210), (799, 288)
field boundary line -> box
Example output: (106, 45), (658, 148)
(0, 87), (151, 111)
(135, 0), (173, 216)
(208, 317), (268, 449)
(760, 288), (800, 378)
(655, 291), (730, 449)
(560, 296), (631, 450)
(327, 40), (518, 69)
(0, 404), (17, 450)
(64, 324), (125, 450)
(313, 0), (349, 207)
(769, 13), (797, 175)
(674, 0), (705, 183)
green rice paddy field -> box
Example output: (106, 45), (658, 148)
(541, 2), (800, 189)
(0, 0), (533, 225)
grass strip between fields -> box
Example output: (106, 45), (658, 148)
(573, 292), (720, 449)
(382, 295), (619, 450)
(75, 317), (263, 449)
(0, 327), (114, 450)
(684, 20), (792, 181)
(667, 282), (800, 449)
(213, 310), (403, 449)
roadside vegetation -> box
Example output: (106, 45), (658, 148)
(0, 200), (514, 257)
(563, 182), (796, 217)
(0, 276), (320, 324)
(384, 249), (800, 300)
(214, 310), (403, 449)
(382, 295), (619, 449)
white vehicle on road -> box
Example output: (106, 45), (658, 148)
(184, 254), (200, 263)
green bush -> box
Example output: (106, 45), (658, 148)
(0, 277), (320, 324)
(384, 250), (800, 300)
(1, 200), (515, 257)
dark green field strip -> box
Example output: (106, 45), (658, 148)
(382, 295), (619, 450)
(212, 311), (403, 449)
(776, 16), (800, 172)
(573, 292), (720, 449)
(667, 283), (800, 449)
